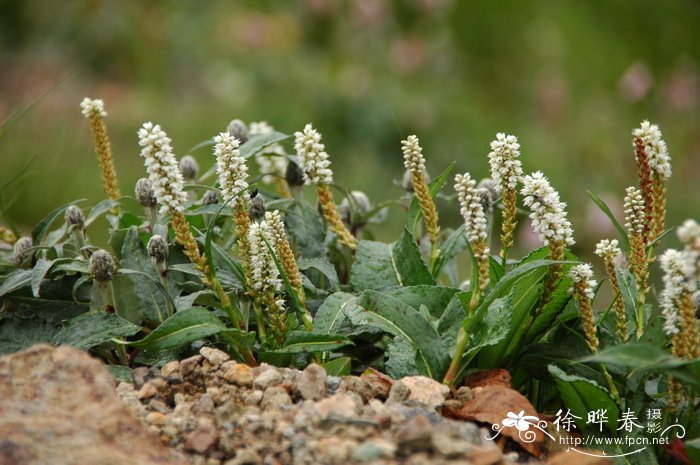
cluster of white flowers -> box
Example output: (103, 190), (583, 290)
(623, 186), (645, 236)
(633, 120), (671, 180)
(594, 239), (621, 260)
(247, 220), (282, 293)
(677, 219), (700, 248)
(520, 171), (575, 246)
(138, 122), (188, 214)
(250, 121), (287, 184)
(214, 132), (249, 209)
(454, 173), (489, 254)
(569, 264), (597, 300)
(294, 123), (333, 185)
(488, 133), (523, 192)
(401, 135), (426, 174)
(80, 97), (106, 118)
(659, 249), (696, 335)
(264, 210), (286, 244)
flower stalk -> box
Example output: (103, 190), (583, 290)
(80, 98), (121, 202)
(521, 172), (574, 308)
(569, 264), (621, 403)
(295, 124), (356, 250)
(266, 210), (312, 330)
(488, 133), (523, 265)
(624, 186), (648, 337)
(633, 121), (671, 245)
(595, 239), (628, 342)
(138, 123), (248, 344)
(402, 135), (440, 267)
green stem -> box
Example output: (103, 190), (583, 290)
(429, 241), (440, 275)
(443, 326), (469, 387)
(253, 300), (267, 342)
(599, 362), (622, 405)
(221, 332), (257, 366)
(156, 262), (173, 319)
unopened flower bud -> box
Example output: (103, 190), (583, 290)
(147, 235), (169, 263)
(135, 178), (157, 207)
(339, 191), (372, 226)
(64, 205), (85, 229)
(227, 119), (248, 143)
(401, 169), (430, 192)
(248, 191), (266, 223)
(13, 236), (33, 266)
(285, 160), (305, 187)
(477, 178), (498, 213)
(202, 190), (218, 205)
(179, 155), (199, 181)
(90, 249), (116, 283)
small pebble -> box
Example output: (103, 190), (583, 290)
(200, 347), (230, 366)
(253, 369), (283, 390)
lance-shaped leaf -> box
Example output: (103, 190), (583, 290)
(53, 312), (140, 350)
(129, 307), (230, 351)
(345, 290), (448, 379)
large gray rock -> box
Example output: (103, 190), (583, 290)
(0, 344), (187, 465)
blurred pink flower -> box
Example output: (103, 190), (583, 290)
(390, 36), (426, 74)
(618, 61), (653, 103)
(663, 61), (698, 112)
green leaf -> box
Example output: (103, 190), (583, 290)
(407, 162), (455, 232)
(345, 290), (449, 379)
(686, 438), (700, 465)
(463, 296), (510, 359)
(385, 336), (418, 378)
(240, 132), (289, 159)
(478, 272), (542, 367)
(52, 312), (140, 350)
(432, 223), (467, 275)
(276, 331), (353, 354)
(0, 296), (88, 355)
(30, 259), (54, 297)
(129, 307), (228, 351)
(350, 241), (397, 290)
(581, 343), (700, 391)
(0, 269), (32, 298)
(479, 258), (572, 313)
(297, 257), (340, 291)
(285, 203), (326, 258)
(387, 285), (459, 319)
(32, 200), (85, 245)
(587, 191), (630, 252)
(391, 228), (435, 286)
(548, 365), (620, 433)
(351, 228), (435, 291)
(106, 365), (133, 383)
(322, 357), (352, 376)
(314, 292), (358, 334)
(85, 199), (119, 227)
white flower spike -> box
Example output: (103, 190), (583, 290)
(520, 171), (574, 246)
(137, 122), (188, 215)
(214, 132), (249, 209)
(294, 123), (333, 185)
(633, 120), (671, 180)
(488, 133), (523, 192)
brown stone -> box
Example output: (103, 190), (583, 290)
(0, 344), (187, 465)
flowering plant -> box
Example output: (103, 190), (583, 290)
(0, 99), (698, 462)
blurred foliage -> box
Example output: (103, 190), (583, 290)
(1, 0), (699, 258)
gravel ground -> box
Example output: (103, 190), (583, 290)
(116, 347), (526, 465)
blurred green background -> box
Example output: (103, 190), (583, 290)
(1, 0), (699, 257)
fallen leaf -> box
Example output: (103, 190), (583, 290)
(463, 368), (512, 388)
(444, 384), (543, 457)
